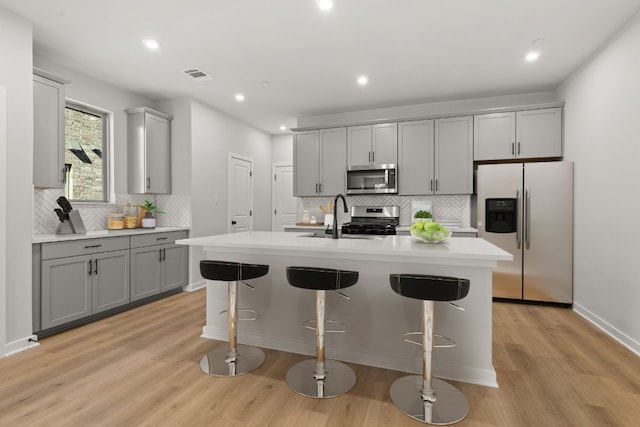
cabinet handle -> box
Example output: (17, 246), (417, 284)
(84, 244), (102, 249)
(162, 248), (166, 261)
(435, 179), (439, 192)
(156, 237), (168, 241)
(430, 180), (433, 191)
(94, 259), (98, 275)
(372, 151), (375, 163)
(512, 142), (515, 155)
(158, 249), (163, 261)
(88, 260), (92, 276)
(517, 142), (521, 155)
(147, 177), (151, 189)
(318, 182), (322, 193)
(61, 168), (66, 184)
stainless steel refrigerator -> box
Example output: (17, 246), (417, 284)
(477, 162), (573, 303)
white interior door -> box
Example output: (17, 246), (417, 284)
(228, 154), (253, 233)
(272, 164), (297, 231)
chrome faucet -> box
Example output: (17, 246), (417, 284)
(332, 194), (348, 239)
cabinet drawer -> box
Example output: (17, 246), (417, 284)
(130, 231), (188, 249)
(42, 236), (130, 260)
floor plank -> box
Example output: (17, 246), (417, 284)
(1, 290), (638, 426)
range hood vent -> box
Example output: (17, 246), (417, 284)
(183, 68), (213, 81)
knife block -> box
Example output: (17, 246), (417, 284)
(56, 210), (86, 235)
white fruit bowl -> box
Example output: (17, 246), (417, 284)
(410, 227), (452, 244)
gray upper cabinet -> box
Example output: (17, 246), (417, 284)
(399, 117), (473, 195)
(347, 123), (397, 166)
(293, 128), (346, 196)
(398, 120), (434, 195)
(474, 108), (562, 160)
(434, 116), (473, 194)
(126, 107), (172, 194)
(33, 71), (68, 189)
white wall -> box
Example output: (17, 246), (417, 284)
(0, 7), (34, 355)
(271, 134), (293, 164)
(161, 98), (273, 287)
(558, 13), (640, 354)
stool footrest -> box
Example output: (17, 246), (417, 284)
(303, 319), (347, 333)
(402, 331), (456, 348)
(219, 309), (260, 321)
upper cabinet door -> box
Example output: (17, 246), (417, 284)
(473, 112), (516, 161)
(319, 128), (346, 195)
(126, 107), (172, 194)
(33, 74), (66, 188)
(293, 130), (319, 196)
(347, 125), (372, 166)
(516, 108), (562, 159)
(434, 116), (473, 194)
(398, 120), (434, 195)
(145, 112), (172, 193)
(372, 122), (398, 165)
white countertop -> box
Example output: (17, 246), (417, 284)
(177, 231), (511, 266)
(32, 226), (190, 244)
(396, 225), (478, 233)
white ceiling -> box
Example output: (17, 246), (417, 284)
(2, 0), (640, 134)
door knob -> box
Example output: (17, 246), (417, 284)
(231, 220), (237, 225)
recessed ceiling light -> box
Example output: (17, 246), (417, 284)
(317, 0), (334, 11)
(142, 39), (159, 50)
(279, 125), (287, 131)
(525, 51), (540, 62)
(235, 93), (245, 102)
(357, 75), (369, 86)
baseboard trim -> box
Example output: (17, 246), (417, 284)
(201, 326), (498, 388)
(5, 334), (40, 357)
(183, 280), (206, 292)
(573, 302), (640, 357)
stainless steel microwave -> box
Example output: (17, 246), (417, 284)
(346, 164), (397, 194)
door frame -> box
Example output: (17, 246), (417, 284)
(227, 153), (254, 233)
(271, 162), (295, 231)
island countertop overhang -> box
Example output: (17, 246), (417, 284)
(177, 231), (512, 267)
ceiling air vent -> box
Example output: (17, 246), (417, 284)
(183, 68), (213, 81)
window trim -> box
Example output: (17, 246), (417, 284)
(64, 100), (111, 204)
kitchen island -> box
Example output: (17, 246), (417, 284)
(177, 231), (511, 387)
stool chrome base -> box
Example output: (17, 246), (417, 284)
(390, 375), (469, 425)
(200, 344), (265, 377)
(286, 359), (356, 398)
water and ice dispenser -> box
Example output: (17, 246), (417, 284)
(485, 198), (517, 233)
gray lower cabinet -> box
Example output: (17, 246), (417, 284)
(40, 237), (130, 330)
(130, 231), (188, 301)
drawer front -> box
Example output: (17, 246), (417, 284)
(42, 236), (130, 260)
(130, 230), (188, 249)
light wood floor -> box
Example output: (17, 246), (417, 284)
(1, 290), (638, 427)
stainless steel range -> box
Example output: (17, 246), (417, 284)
(341, 206), (400, 236)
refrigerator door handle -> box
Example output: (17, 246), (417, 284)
(516, 190), (522, 249)
(525, 188), (531, 249)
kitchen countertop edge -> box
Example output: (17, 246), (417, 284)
(32, 226), (191, 244)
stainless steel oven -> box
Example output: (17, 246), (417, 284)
(346, 164), (397, 194)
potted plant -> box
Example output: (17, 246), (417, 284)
(413, 209), (433, 223)
(138, 200), (165, 228)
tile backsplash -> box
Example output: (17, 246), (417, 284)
(298, 195), (470, 226)
(33, 189), (191, 234)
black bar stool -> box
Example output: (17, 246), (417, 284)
(199, 260), (269, 377)
(389, 274), (470, 425)
(285, 266), (359, 398)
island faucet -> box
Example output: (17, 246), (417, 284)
(332, 194), (348, 239)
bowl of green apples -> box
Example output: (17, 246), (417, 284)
(409, 220), (452, 243)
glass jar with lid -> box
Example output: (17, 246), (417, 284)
(107, 213), (125, 230)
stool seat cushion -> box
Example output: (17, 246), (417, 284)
(390, 274), (470, 302)
(286, 267), (358, 291)
(200, 260), (269, 282)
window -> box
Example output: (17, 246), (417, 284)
(64, 102), (109, 202)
